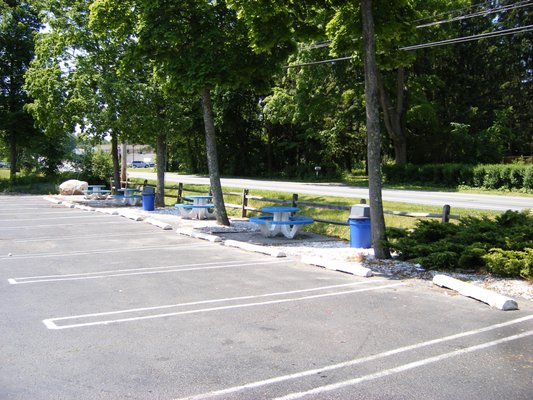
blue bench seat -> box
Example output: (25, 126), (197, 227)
(249, 216), (314, 225)
(174, 203), (215, 219)
(249, 215), (314, 239)
(111, 194), (142, 206)
(175, 204), (215, 209)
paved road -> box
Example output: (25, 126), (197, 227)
(2, 195), (532, 399)
(129, 172), (532, 212)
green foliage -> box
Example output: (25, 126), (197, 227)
(388, 210), (533, 278)
(383, 163), (533, 191)
(72, 147), (112, 184)
(484, 248), (533, 280)
(0, 0), (43, 178)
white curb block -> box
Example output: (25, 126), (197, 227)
(43, 196), (61, 204)
(118, 210), (143, 221)
(224, 240), (286, 258)
(75, 205), (95, 212)
(61, 201), (75, 208)
(301, 256), (373, 277)
(176, 228), (222, 242)
(98, 208), (119, 216)
(145, 218), (173, 230)
(433, 274), (518, 311)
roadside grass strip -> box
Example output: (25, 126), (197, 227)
(0, 243), (213, 261)
(42, 280), (401, 330)
(8, 258), (287, 284)
(175, 315), (533, 400)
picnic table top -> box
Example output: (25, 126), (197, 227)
(83, 189), (111, 193)
(184, 195), (213, 200)
(261, 206), (300, 214)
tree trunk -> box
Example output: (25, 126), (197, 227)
(378, 68), (408, 165)
(201, 87), (230, 226)
(9, 131), (17, 181)
(265, 122), (273, 176)
(110, 133), (120, 192)
(361, 0), (391, 259)
(156, 133), (166, 207)
(120, 142), (127, 187)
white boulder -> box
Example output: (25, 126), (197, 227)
(59, 179), (88, 195)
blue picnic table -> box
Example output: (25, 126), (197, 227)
(250, 206), (314, 239)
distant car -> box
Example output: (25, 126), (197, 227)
(0, 161), (8, 168)
(130, 160), (149, 168)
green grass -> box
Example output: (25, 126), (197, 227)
(0, 171), (506, 242)
(131, 178), (500, 241)
(0, 169), (61, 194)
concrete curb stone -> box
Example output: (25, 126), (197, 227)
(433, 274), (518, 311)
(224, 240), (286, 258)
(176, 228), (222, 242)
(301, 256), (373, 277)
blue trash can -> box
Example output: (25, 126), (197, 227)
(142, 194), (155, 211)
(347, 218), (372, 248)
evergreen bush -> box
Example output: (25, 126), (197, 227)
(387, 210), (533, 279)
(383, 163), (532, 191)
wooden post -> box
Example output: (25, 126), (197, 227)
(241, 189), (249, 218)
(177, 182), (183, 204)
(292, 193), (299, 208)
(442, 204), (451, 223)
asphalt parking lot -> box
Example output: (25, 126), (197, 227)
(1, 195), (532, 400)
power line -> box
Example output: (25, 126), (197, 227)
(284, 55), (355, 69)
(414, 0), (495, 23)
(299, 1), (532, 51)
(400, 24), (533, 51)
(417, 1), (533, 28)
(286, 24), (533, 68)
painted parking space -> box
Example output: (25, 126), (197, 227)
(1, 196), (532, 399)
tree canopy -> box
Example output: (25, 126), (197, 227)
(1, 1), (530, 205)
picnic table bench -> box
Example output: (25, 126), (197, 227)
(82, 186), (112, 200)
(175, 195), (215, 219)
(250, 206), (314, 239)
(109, 188), (142, 206)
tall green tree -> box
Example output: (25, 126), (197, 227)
(0, 0), (41, 179)
(229, 0), (397, 257)
(406, 0), (532, 163)
(26, 0), (142, 188)
(91, 0), (291, 225)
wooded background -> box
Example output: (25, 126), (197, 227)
(1, 0), (532, 179)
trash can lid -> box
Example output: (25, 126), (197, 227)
(142, 185), (155, 194)
(349, 204), (370, 219)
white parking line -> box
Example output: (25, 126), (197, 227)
(176, 315), (533, 400)
(275, 330), (533, 400)
(9, 259), (288, 284)
(0, 210), (85, 214)
(1, 221), (129, 229)
(0, 243), (212, 260)
(0, 215), (110, 222)
(43, 281), (400, 330)
(11, 231), (168, 243)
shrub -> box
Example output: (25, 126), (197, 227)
(484, 248), (533, 279)
(387, 210), (533, 279)
(383, 163), (532, 191)
(524, 167), (533, 190)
